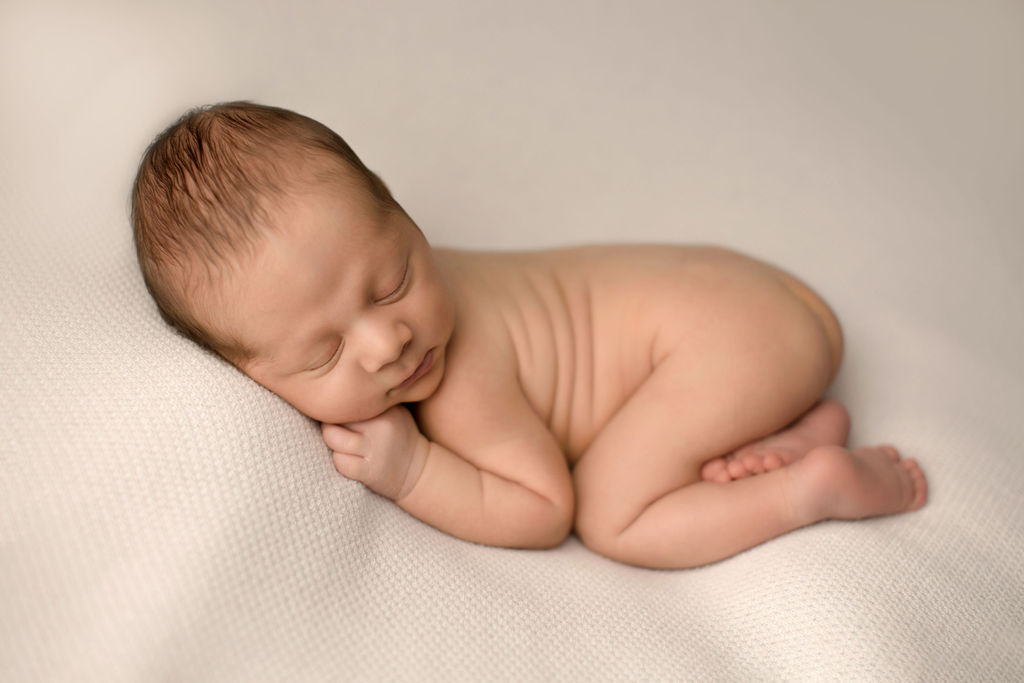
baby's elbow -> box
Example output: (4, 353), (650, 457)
(523, 488), (575, 549)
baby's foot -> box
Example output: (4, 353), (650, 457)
(701, 400), (850, 483)
(793, 444), (928, 523)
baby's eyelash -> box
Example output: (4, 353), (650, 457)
(375, 261), (410, 304)
(311, 340), (343, 372)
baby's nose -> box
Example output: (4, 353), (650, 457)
(359, 318), (412, 372)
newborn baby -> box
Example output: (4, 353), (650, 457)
(131, 101), (926, 569)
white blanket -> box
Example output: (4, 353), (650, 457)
(3, 1), (1022, 679)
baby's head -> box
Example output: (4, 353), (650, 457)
(131, 101), (397, 364)
(132, 102), (454, 423)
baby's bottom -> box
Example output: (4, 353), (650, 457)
(571, 257), (927, 569)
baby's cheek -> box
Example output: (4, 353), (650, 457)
(422, 278), (455, 331)
(311, 378), (385, 425)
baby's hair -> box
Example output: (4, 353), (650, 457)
(131, 101), (397, 364)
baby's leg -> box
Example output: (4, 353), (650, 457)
(700, 399), (851, 483)
(572, 355), (926, 569)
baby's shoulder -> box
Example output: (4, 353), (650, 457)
(414, 255), (522, 424)
(411, 303), (529, 445)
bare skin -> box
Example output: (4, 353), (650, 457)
(205, 170), (927, 569)
(701, 398), (852, 483)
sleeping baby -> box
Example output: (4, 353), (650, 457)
(131, 101), (926, 569)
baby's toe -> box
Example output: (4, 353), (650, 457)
(879, 444), (900, 461)
(700, 458), (729, 483)
(901, 458), (928, 510)
(762, 451), (784, 471)
(727, 458), (751, 480)
(741, 453), (765, 475)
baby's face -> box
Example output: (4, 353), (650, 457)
(210, 181), (455, 424)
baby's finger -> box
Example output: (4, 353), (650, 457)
(321, 423), (365, 454)
(331, 451), (365, 480)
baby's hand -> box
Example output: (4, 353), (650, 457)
(321, 405), (429, 501)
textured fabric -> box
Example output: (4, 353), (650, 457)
(2, 1), (1023, 680)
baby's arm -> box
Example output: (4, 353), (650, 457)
(322, 370), (574, 549)
(409, 392), (574, 548)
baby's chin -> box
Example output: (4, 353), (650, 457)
(311, 396), (417, 425)
(401, 372), (444, 405)
(316, 405), (388, 425)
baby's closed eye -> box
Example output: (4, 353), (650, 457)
(308, 339), (344, 372)
(374, 259), (410, 305)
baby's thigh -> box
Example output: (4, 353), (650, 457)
(592, 266), (835, 465)
(574, 255), (837, 528)
(573, 340), (809, 538)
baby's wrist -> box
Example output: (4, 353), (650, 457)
(395, 433), (430, 502)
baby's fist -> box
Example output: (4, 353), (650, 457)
(321, 405), (428, 501)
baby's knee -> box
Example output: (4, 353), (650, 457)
(572, 461), (652, 564)
(573, 492), (638, 565)
(574, 507), (672, 568)
(574, 511), (615, 561)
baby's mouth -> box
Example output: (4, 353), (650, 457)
(393, 349), (434, 393)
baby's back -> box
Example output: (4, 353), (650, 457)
(432, 244), (840, 463)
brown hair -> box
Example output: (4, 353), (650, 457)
(130, 101), (397, 363)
